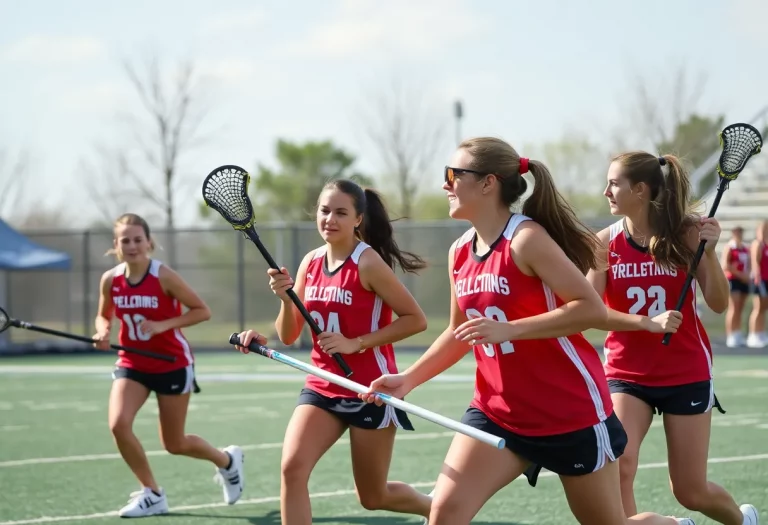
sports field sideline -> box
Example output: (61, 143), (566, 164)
(0, 352), (766, 524)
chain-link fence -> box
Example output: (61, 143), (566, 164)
(8, 216), (715, 353)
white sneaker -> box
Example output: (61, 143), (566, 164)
(741, 503), (759, 525)
(213, 445), (244, 504)
(747, 333), (767, 348)
(674, 519), (695, 525)
(118, 487), (168, 518)
(727, 333), (745, 347)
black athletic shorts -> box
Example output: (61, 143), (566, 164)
(297, 388), (414, 431)
(729, 278), (750, 295)
(460, 407), (628, 487)
(607, 379), (725, 416)
(112, 364), (200, 395)
(752, 280), (768, 297)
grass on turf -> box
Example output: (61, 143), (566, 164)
(0, 352), (766, 524)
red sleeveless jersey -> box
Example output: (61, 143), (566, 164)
(602, 220), (712, 387)
(110, 259), (193, 373)
(302, 242), (401, 401)
(454, 215), (613, 437)
(724, 242), (749, 280)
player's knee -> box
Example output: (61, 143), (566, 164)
(109, 416), (133, 438)
(355, 487), (386, 511)
(161, 436), (188, 455)
(618, 452), (640, 483)
(280, 454), (311, 484)
(670, 483), (707, 511)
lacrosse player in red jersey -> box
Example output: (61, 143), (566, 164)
(589, 152), (758, 525)
(236, 179), (433, 525)
(94, 213), (244, 518)
(362, 138), (695, 525)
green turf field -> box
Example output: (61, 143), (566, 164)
(0, 352), (765, 524)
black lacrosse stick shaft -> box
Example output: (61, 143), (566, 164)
(661, 177), (729, 345)
(242, 228), (354, 378)
(9, 318), (176, 362)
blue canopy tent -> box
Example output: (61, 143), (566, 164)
(0, 218), (72, 348)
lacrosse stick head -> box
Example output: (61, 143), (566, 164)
(0, 307), (10, 334)
(202, 165), (255, 230)
(716, 123), (763, 180)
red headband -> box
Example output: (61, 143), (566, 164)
(519, 157), (529, 175)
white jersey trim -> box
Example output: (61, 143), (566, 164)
(542, 283), (608, 423)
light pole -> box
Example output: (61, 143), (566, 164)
(454, 100), (463, 146)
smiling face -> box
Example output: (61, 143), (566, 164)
(316, 187), (362, 244)
(603, 160), (645, 217)
(113, 223), (152, 263)
(443, 147), (489, 221)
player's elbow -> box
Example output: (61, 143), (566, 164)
(706, 294), (729, 315)
(409, 310), (428, 335)
(198, 305), (212, 322)
(582, 297), (608, 329)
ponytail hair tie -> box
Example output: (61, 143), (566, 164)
(519, 157), (529, 175)
(658, 156), (667, 166)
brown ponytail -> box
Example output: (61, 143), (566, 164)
(322, 180), (427, 274)
(459, 137), (602, 274)
(612, 151), (698, 270)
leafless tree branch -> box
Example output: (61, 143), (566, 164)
(357, 76), (448, 218)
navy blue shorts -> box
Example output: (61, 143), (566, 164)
(297, 388), (414, 431)
(729, 279), (750, 295)
(608, 379), (725, 416)
(113, 364), (200, 396)
(460, 407), (627, 487)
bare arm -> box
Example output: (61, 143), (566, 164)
(402, 241), (473, 390)
(356, 249), (427, 349)
(500, 222), (607, 339)
(752, 240), (763, 283)
(688, 223), (729, 314)
(274, 251), (313, 345)
(586, 228), (652, 332)
(159, 266), (212, 330)
(94, 270), (115, 337)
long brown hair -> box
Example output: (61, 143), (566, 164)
(322, 180), (427, 274)
(458, 137), (601, 274)
(612, 151), (698, 270)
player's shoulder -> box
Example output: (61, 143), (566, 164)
(100, 263), (125, 287)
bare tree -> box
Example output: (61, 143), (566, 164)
(358, 77), (447, 219)
(0, 148), (30, 219)
(618, 62), (710, 150)
(85, 51), (214, 265)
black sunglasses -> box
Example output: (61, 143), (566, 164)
(444, 166), (488, 186)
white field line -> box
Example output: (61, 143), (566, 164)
(0, 431), (455, 468)
(2, 452), (767, 525)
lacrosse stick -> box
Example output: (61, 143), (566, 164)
(229, 333), (505, 449)
(662, 123), (763, 345)
(0, 306), (175, 362)
(202, 165), (353, 378)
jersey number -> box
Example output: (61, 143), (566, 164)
(627, 285), (667, 316)
(123, 313), (151, 341)
(310, 311), (341, 333)
(465, 306), (515, 357)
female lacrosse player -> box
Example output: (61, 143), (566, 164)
(747, 220), (768, 348)
(93, 213), (245, 518)
(587, 152), (758, 525)
(720, 225), (751, 347)
(361, 137), (694, 525)
(235, 180), (432, 524)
